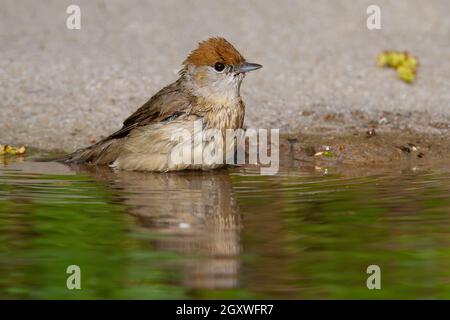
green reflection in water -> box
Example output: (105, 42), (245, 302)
(0, 172), (186, 299)
(2, 159), (450, 299)
(232, 171), (450, 299)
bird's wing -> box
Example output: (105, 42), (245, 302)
(109, 81), (194, 139)
(57, 81), (194, 165)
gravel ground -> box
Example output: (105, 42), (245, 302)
(1, 0), (449, 151)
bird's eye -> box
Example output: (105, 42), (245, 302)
(214, 62), (225, 72)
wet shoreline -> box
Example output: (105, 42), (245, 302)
(280, 130), (450, 174)
(3, 128), (450, 176)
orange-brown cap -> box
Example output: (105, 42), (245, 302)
(183, 37), (245, 67)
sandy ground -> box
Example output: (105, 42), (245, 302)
(1, 0), (449, 151)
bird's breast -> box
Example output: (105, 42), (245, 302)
(202, 100), (245, 131)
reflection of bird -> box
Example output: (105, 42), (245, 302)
(71, 164), (241, 289)
(60, 38), (262, 171)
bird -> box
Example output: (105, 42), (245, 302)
(59, 37), (262, 171)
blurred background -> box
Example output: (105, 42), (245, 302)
(1, 0), (449, 151)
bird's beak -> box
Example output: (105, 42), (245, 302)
(233, 62), (263, 74)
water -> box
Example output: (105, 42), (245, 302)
(1, 156), (450, 299)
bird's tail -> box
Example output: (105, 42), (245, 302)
(38, 138), (122, 165)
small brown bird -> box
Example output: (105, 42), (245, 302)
(60, 37), (262, 171)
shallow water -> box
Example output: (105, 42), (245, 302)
(1, 157), (450, 299)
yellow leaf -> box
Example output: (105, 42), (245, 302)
(397, 66), (415, 83)
(402, 56), (418, 70)
(0, 144), (26, 155)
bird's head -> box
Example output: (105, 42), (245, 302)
(180, 37), (262, 104)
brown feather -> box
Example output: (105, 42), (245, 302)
(183, 37), (245, 67)
(60, 80), (194, 164)
(111, 80), (194, 139)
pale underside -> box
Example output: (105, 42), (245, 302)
(111, 110), (245, 172)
